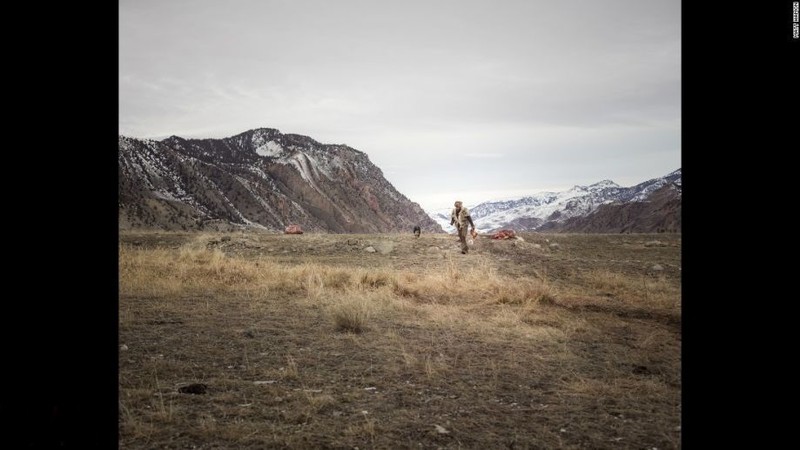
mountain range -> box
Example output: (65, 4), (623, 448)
(429, 169), (681, 234)
(119, 128), (441, 233)
(119, 126), (680, 235)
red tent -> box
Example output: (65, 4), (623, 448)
(284, 224), (303, 234)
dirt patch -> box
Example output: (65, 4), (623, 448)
(119, 231), (681, 449)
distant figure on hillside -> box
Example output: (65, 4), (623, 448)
(450, 200), (476, 254)
(413, 225), (421, 238)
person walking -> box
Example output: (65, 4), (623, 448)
(450, 200), (476, 254)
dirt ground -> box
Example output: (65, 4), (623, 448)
(119, 230), (681, 449)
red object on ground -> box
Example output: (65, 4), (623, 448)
(284, 224), (304, 234)
(491, 229), (516, 240)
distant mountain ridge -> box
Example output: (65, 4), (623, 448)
(429, 169), (681, 233)
(119, 128), (442, 233)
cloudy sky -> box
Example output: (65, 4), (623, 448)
(120, 0), (680, 210)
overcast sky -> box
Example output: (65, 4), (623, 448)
(120, 0), (680, 210)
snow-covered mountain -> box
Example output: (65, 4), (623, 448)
(428, 169), (681, 233)
(119, 128), (443, 233)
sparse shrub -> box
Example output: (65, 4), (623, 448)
(584, 269), (631, 294)
(481, 279), (555, 307)
(538, 293), (557, 306)
(346, 413), (376, 441)
(444, 255), (461, 281)
(393, 283), (420, 299)
(305, 272), (325, 300)
(391, 277), (454, 304)
(330, 297), (372, 333)
(399, 344), (418, 368)
(359, 272), (392, 288)
(304, 393), (336, 413)
(424, 355), (437, 378)
(281, 355), (299, 380)
(325, 271), (352, 289)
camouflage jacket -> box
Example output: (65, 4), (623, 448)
(451, 206), (472, 229)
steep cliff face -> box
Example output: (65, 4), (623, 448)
(119, 128), (442, 233)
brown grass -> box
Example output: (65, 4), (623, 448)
(119, 231), (681, 449)
(329, 294), (373, 333)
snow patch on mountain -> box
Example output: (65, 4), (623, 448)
(255, 140), (284, 157)
(426, 170), (681, 233)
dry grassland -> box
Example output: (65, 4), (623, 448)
(119, 231), (681, 449)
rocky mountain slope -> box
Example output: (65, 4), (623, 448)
(119, 128), (442, 233)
